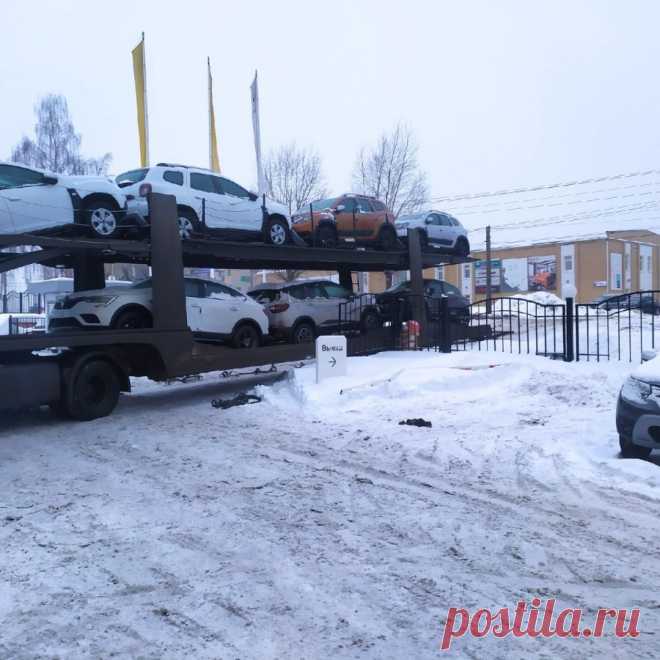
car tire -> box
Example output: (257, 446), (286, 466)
(419, 231), (429, 249)
(64, 359), (121, 421)
(455, 237), (470, 257)
(378, 225), (398, 251)
(317, 224), (338, 248)
(264, 216), (289, 246)
(231, 322), (261, 349)
(177, 208), (201, 240)
(291, 321), (315, 344)
(85, 200), (121, 239)
(619, 434), (652, 459)
(360, 309), (381, 334)
(112, 308), (152, 330)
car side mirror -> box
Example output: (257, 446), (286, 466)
(335, 204), (345, 212)
(248, 191), (258, 202)
(425, 218), (432, 225)
(42, 175), (58, 185)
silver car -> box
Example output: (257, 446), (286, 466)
(395, 210), (470, 256)
(248, 279), (381, 344)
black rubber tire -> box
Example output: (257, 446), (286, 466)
(177, 208), (201, 240)
(231, 323), (261, 349)
(264, 217), (289, 246)
(455, 237), (470, 257)
(112, 307), (152, 330)
(291, 321), (315, 344)
(360, 309), (381, 334)
(64, 360), (121, 421)
(316, 224), (338, 248)
(85, 200), (121, 239)
(619, 434), (652, 459)
(379, 225), (398, 251)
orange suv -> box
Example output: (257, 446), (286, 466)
(291, 194), (399, 250)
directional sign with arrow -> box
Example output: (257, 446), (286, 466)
(329, 356), (337, 367)
(316, 336), (347, 383)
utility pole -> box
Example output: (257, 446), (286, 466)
(485, 225), (492, 314)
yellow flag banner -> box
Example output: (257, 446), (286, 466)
(208, 58), (221, 173)
(132, 34), (149, 167)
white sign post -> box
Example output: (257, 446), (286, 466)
(315, 335), (347, 383)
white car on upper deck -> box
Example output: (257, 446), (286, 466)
(395, 210), (470, 256)
(0, 161), (131, 238)
(116, 164), (293, 244)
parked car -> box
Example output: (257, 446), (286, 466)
(395, 210), (470, 256)
(291, 194), (399, 250)
(376, 278), (470, 325)
(248, 278), (381, 344)
(115, 164), (292, 244)
(591, 292), (660, 314)
(0, 161), (132, 238)
(616, 353), (660, 458)
(48, 277), (268, 348)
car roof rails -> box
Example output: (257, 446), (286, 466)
(156, 163), (214, 173)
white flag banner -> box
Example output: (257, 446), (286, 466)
(250, 71), (266, 195)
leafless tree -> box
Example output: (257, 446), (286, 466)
(272, 269), (306, 283)
(10, 94), (112, 175)
(352, 123), (428, 218)
(264, 143), (327, 216)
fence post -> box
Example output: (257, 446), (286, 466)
(19, 292), (23, 313)
(564, 297), (574, 361)
(440, 296), (451, 353)
(574, 302), (580, 362)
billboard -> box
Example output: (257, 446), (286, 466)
(474, 259), (501, 294)
(501, 258), (528, 293)
(528, 255), (557, 291)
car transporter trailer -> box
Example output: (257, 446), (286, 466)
(0, 193), (472, 420)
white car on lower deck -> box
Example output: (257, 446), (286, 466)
(48, 277), (269, 348)
(0, 161), (132, 238)
(116, 164), (292, 244)
(395, 210), (470, 256)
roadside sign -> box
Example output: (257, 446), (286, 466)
(315, 335), (347, 383)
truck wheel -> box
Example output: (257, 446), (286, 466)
(65, 360), (121, 421)
(360, 310), (381, 334)
(264, 217), (289, 246)
(231, 323), (261, 348)
(619, 434), (652, 459)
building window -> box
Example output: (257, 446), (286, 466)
(564, 255), (573, 272)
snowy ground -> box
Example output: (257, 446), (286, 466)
(1, 350), (660, 658)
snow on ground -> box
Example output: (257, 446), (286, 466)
(1, 351), (660, 658)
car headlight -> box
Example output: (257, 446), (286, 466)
(621, 377), (653, 404)
(74, 295), (117, 306)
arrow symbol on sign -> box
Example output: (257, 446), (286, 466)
(329, 356), (337, 367)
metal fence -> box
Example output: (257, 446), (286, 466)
(1, 291), (45, 314)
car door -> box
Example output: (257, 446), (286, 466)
(0, 164), (72, 233)
(218, 177), (262, 233)
(197, 280), (245, 335)
(428, 213), (455, 247)
(0, 195), (14, 234)
(319, 282), (354, 328)
(184, 279), (206, 332)
(189, 172), (230, 231)
(333, 197), (358, 240)
(355, 197), (379, 239)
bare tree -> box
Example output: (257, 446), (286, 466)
(264, 143), (327, 215)
(272, 269), (306, 283)
(352, 123), (428, 218)
(10, 94), (112, 175)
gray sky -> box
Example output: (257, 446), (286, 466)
(2, 0), (660, 200)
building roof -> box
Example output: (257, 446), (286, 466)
(435, 170), (660, 251)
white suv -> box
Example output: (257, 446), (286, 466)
(48, 277), (269, 348)
(249, 279), (381, 344)
(0, 161), (131, 238)
(395, 210), (470, 256)
(116, 164), (292, 244)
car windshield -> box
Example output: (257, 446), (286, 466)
(116, 169), (149, 188)
(131, 278), (152, 289)
(308, 197), (338, 212)
(397, 213), (426, 223)
(249, 289), (279, 302)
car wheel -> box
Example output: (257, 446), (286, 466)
(264, 217), (289, 246)
(317, 224), (338, 248)
(177, 208), (200, 240)
(379, 225), (398, 251)
(231, 322), (261, 349)
(64, 360), (121, 421)
(86, 201), (120, 238)
(292, 321), (315, 344)
(419, 231), (429, 249)
(455, 237), (470, 257)
(619, 434), (652, 459)
(360, 309), (381, 334)
(112, 308), (152, 330)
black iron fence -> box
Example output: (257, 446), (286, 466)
(1, 291), (45, 314)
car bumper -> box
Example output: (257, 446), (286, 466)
(47, 312), (105, 332)
(616, 395), (660, 448)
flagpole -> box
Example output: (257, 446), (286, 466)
(250, 70), (265, 194)
(141, 32), (150, 166)
(208, 57), (212, 171)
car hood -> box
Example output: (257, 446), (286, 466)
(265, 198), (290, 218)
(66, 285), (145, 299)
(57, 174), (116, 188)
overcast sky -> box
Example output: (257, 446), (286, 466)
(2, 0), (660, 200)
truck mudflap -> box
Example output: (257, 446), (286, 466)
(0, 361), (61, 411)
